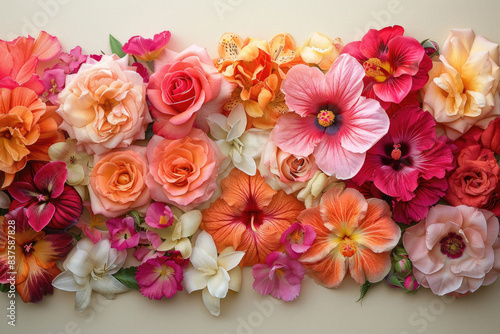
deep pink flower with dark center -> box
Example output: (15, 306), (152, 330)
(135, 256), (183, 300)
(106, 216), (142, 251)
(342, 25), (432, 110)
(353, 106), (454, 202)
(8, 161), (83, 232)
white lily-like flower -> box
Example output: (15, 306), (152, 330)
(207, 103), (269, 176)
(0, 191), (10, 209)
(183, 231), (245, 316)
(144, 208), (202, 259)
(52, 238), (129, 311)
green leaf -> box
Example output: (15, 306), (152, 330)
(0, 284), (9, 293)
(356, 281), (374, 303)
(128, 210), (142, 227)
(113, 267), (139, 290)
(109, 34), (126, 58)
(388, 275), (404, 288)
(145, 122), (154, 140)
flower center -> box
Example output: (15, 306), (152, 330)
(363, 58), (393, 82)
(91, 264), (107, 280)
(317, 110), (335, 127)
(339, 237), (357, 257)
(118, 173), (131, 185)
(275, 268), (285, 280)
(290, 229), (304, 243)
(158, 265), (174, 277)
(391, 144), (402, 160)
(440, 232), (466, 259)
(37, 194), (48, 202)
(23, 242), (34, 253)
(69, 155), (77, 164)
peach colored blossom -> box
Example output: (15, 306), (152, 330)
(57, 55), (151, 155)
(146, 129), (222, 211)
(300, 32), (344, 71)
(89, 146), (150, 217)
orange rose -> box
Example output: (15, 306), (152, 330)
(146, 129), (222, 211)
(0, 87), (64, 188)
(89, 146), (150, 217)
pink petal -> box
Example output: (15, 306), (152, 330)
(372, 75), (412, 104)
(27, 201), (56, 232)
(152, 111), (196, 139)
(413, 140), (454, 180)
(387, 36), (425, 77)
(32, 31), (61, 61)
(49, 185), (83, 230)
(373, 164), (419, 201)
(8, 182), (39, 202)
(390, 107), (437, 152)
(273, 113), (324, 157)
(314, 137), (365, 179)
(34, 161), (67, 198)
(340, 41), (366, 62)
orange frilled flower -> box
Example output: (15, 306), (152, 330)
(215, 33), (305, 129)
(0, 87), (64, 188)
(201, 168), (305, 266)
(298, 184), (401, 288)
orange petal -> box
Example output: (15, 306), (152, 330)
(303, 251), (347, 288)
(320, 185), (367, 233)
(32, 31), (61, 61)
(348, 248), (392, 285)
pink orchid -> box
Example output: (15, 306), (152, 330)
(122, 31), (171, 61)
(252, 252), (306, 301)
(145, 202), (174, 229)
(106, 216), (142, 251)
(280, 222), (316, 259)
(8, 161), (83, 232)
(135, 256), (183, 300)
(341, 25), (432, 110)
(41, 68), (66, 104)
(58, 46), (87, 74)
(273, 54), (389, 179)
(354, 106), (454, 202)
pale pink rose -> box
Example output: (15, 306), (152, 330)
(422, 29), (500, 140)
(148, 45), (235, 139)
(89, 146), (151, 217)
(57, 55), (151, 155)
(259, 130), (319, 194)
(146, 129), (222, 211)
(403, 204), (500, 296)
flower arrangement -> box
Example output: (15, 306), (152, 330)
(1, 26), (499, 317)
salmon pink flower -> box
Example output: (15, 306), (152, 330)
(9, 161), (83, 232)
(106, 216), (141, 251)
(122, 31), (171, 61)
(135, 256), (183, 300)
(280, 222), (316, 259)
(274, 54), (389, 179)
(342, 25), (432, 109)
(201, 168), (305, 266)
(299, 184), (401, 288)
(252, 252), (306, 301)
(0, 207), (73, 303)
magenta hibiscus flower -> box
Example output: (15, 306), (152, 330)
(274, 54), (389, 179)
(342, 25), (432, 110)
(8, 161), (83, 232)
(353, 106), (454, 202)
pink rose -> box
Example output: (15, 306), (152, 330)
(146, 129), (222, 210)
(403, 205), (500, 296)
(147, 45), (235, 139)
(57, 55), (151, 155)
(89, 146), (151, 217)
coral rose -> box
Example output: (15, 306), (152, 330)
(481, 117), (500, 154)
(89, 146), (150, 217)
(403, 205), (500, 296)
(146, 129), (222, 211)
(422, 29), (500, 140)
(148, 45), (235, 139)
(0, 87), (64, 188)
(57, 55), (151, 155)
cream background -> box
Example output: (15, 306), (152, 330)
(1, 0), (500, 333)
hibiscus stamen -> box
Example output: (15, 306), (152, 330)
(250, 214), (257, 232)
(37, 194), (48, 202)
(317, 110), (336, 127)
(23, 242), (34, 253)
(339, 237), (357, 257)
(391, 144), (402, 160)
(363, 58), (392, 82)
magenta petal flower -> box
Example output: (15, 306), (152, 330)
(40, 68), (66, 104)
(122, 31), (171, 61)
(274, 54), (389, 179)
(280, 222), (316, 259)
(135, 256), (183, 300)
(9, 161), (83, 232)
(106, 216), (141, 251)
(252, 252), (306, 301)
(58, 46), (87, 74)
(145, 202), (173, 229)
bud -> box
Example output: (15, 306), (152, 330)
(385, 273), (404, 289)
(421, 39), (439, 58)
(394, 257), (412, 275)
(393, 246), (408, 260)
(404, 275), (420, 292)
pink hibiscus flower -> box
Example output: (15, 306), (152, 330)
(341, 25), (432, 110)
(353, 106), (454, 202)
(274, 54), (389, 179)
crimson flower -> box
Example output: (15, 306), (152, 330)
(9, 161), (83, 231)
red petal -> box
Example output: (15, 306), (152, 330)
(26, 202), (56, 232)
(33, 161), (67, 198)
(372, 75), (412, 104)
(8, 182), (39, 202)
(49, 185), (83, 230)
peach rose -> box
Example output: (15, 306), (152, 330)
(422, 29), (500, 140)
(89, 146), (150, 217)
(57, 55), (151, 155)
(259, 131), (319, 194)
(146, 129), (222, 210)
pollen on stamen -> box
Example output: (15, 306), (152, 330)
(391, 144), (402, 160)
(317, 110), (336, 127)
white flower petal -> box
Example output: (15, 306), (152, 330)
(191, 247), (218, 272)
(66, 249), (94, 277)
(227, 119), (244, 142)
(194, 231), (218, 263)
(88, 239), (112, 269)
(175, 237), (192, 259)
(52, 271), (80, 292)
(183, 268), (210, 293)
(202, 287), (221, 316)
(232, 149), (242, 163)
(228, 267), (242, 292)
(90, 275), (129, 295)
(217, 249), (245, 271)
(179, 210), (202, 237)
(207, 114), (230, 140)
(240, 129), (270, 158)
(227, 103), (247, 128)
(207, 267), (230, 299)
(66, 163), (85, 185)
(217, 140), (233, 156)
(74, 284), (92, 312)
(234, 153), (257, 176)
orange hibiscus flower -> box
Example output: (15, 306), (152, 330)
(201, 168), (305, 266)
(0, 87), (64, 188)
(299, 184), (400, 288)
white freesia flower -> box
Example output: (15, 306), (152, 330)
(52, 238), (129, 311)
(207, 103), (269, 175)
(0, 191), (10, 209)
(183, 231), (245, 316)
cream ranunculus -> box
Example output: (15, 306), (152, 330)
(422, 29), (500, 140)
(57, 55), (151, 155)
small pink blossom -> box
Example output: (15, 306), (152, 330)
(41, 68), (66, 105)
(280, 222), (316, 259)
(58, 46), (87, 74)
(106, 216), (141, 251)
(122, 31), (171, 61)
(135, 256), (183, 300)
(252, 252), (306, 301)
(145, 202), (173, 229)
(133, 246), (166, 263)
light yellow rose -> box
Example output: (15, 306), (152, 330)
(422, 29), (500, 139)
(300, 32), (344, 71)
